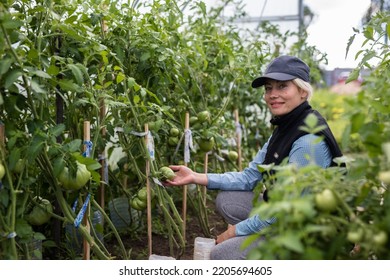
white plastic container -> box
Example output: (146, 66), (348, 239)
(149, 254), (176, 260)
(193, 237), (216, 260)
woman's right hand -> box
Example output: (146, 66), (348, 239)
(164, 165), (208, 186)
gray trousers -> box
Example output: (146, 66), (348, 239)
(210, 191), (264, 260)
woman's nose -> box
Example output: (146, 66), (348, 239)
(267, 89), (279, 98)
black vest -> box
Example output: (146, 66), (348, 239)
(263, 101), (343, 166)
(262, 101), (344, 201)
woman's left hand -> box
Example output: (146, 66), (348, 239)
(216, 224), (236, 244)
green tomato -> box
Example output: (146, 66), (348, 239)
(159, 166), (176, 181)
(170, 127), (180, 137)
(14, 159), (24, 173)
(347, 228), (364, 243)
(130, 197), (147, 211)
(198, 137), (215, 152)
(315, 189), (338, 212)
(227, 150), (239, 161)
(59, 161), (91, 191)
(137, 187), (155, 202)
(197, 110), (211, 123)
(149, 119), (164, 132)
(373, 231), (388, 246)
(168, 136), (179, 147)
(27, 197), (53, 226)
(0, 162), (5, 180)
(189, 116), (199, 125)
(378, 171), (390, 184)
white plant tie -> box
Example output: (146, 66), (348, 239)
(184, 128), (194, 163)
(146, 131), (155, 160)
(235, 121), (242, 146)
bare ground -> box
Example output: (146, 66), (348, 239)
(104, 199), (227, 260)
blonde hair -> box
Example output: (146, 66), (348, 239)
(292, 78), (313, 101)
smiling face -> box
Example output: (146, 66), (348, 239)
(263, 79), (308, 117)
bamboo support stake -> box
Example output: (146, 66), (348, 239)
(202, 153), (208, 206)
(182, 112), (190, 242)
(83, 121), (91, 260)
(144, 123), (153, 257)
(99, 99), (106, 210)
(99, 7), (108, 210)
(234, 109), (242, 171)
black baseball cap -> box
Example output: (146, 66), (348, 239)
(251, 55), (310, 88)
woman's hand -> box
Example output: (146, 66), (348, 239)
(216, 224), (236, 244)
(164, 165), (194, 186)
(163, 165), (209, 187)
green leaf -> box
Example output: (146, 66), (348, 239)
(15, 218), (34, 239)
(49, 124), (65, 137)
(2, 19), (23, 30)
(350, 112), (366, 133)
(277, 232), (304, 253)
(31, 80), (46, 94)
(127, 77), (135, 89)
(53, 157), (65, 177)
(363, 26), (374, 40)
(33, 70), (52, 79)
(47, 64), (60, 76)
(345, 34), (356, 58)
(59, 79), (81, 92)
(346, 68), (360, 83)
(27, 133), (46, 162)
(64, 139), (83, 153)
(0, 57), (13, 76)
(133, 95), (140, 104)
(4, 70), (22, 89)
(68, 64), (84, 85)
(387, 23), (390, 40)
(8, 149), (22, 171)
(116, 72), (125, 84)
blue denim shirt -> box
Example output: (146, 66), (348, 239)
(207, 134), (332, 236)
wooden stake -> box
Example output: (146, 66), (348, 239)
(99, 99), (106, 210)
(99, 5), (108, 210)
(83, 121), (91, 260)
(145, 123), (153, 257)
(234, 109), (242, 171)
(182, 112), (190, 242)
(203, 153), (208, 206)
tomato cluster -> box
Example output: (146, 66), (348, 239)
(130, 187), (155, 211)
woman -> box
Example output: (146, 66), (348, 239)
(165, 55), (344, 259)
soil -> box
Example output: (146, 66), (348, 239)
(104, 199), (227, 260)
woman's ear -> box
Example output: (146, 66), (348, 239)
(300, 89), (308, 99)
